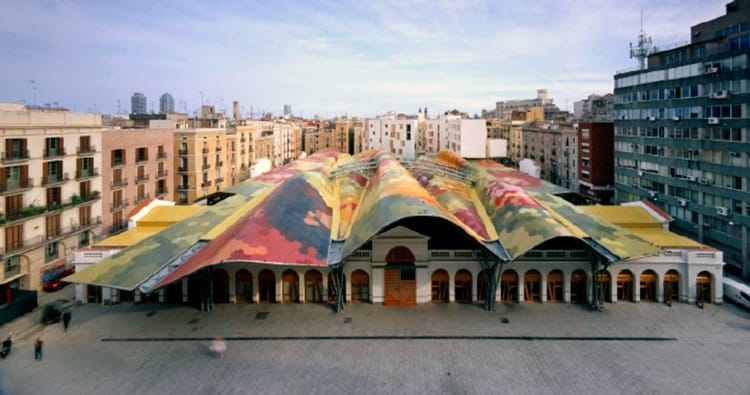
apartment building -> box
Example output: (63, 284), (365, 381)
(577, 122), (614, 203)
(613, 0), (750, 277)
(521, 122), (567, 185)
(174, 128), (231, 205)
(366, 116), (418, 159)
(227, 123), (255, 183)
(0, 103), (103, 291)
(101, 129), (174, 234)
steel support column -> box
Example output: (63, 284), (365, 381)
(330, 264), (345, 313)
(477, 252), (502, 312)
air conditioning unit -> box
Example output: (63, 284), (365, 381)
(647, 116), (656, 121)
(672, 116), (680, 121)
(677, 198), (687, 207)
(699, 178), (709, 185)
(709, 90), (729, 99)
(716, 206), (729, 216)
(707, 117), (720, 124)
(637, 170), (644, 176)
(706, 66), (719, 74)
(729, 152), (741, 157)
(648, 191), (657, 198)
(686, 176), (698, 182)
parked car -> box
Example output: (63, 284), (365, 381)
(42, 267), (75, 292)
(40, 303), (63, 325)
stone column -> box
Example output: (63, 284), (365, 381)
(182, 277), (189, 303)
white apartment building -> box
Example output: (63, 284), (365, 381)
(365, 116), (418, 159)
(0, 103), (103, 291)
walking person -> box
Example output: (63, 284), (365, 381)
(209, 337), (226, 358)
(34, 338), (43, 360)
(62, 309), (71, 331)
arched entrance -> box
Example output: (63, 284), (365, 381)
(212, 269), (230, 303)
(304, 270), (324, 303)
(524, 270), (541, 302)
(664, 270), (680, 304)
(258, 269), (276, 303)
(477, 271), (489, 304)
(547, 270), (564, 302)
(617, 270), (634, 302)
(282, 270), (300, 303)
(235, 270), (253, 304)
(119, 290), (134, 303)
(431, 269), (449, 302)
(639, 270), (657, 302)
(570, 270), (587, 304)
(384, 246), (417, 306)
(454, 269), (473, 303)
(165, 281), (182, 304)
(501, 270), (518, 302)
(87, 284), (101, 304)
(327, 272), (347, 304)
(696, 271), (712, 305)
(351, 270), (370, 303)
(597, 270), (612, 303)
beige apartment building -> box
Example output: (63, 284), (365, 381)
(334, 119), (363, 154)
(174, 128), (231, 205)
(0, 103), (103, 291)
(101, 129), (174, 234)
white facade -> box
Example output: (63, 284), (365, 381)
(365, 117), (417, 159)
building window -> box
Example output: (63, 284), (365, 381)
(112, 149), (126, 166)
(45, 242), (59, 262)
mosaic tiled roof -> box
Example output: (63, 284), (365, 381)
(68, 149), (663, 291)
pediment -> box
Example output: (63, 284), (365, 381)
(374, 226), (430, 241)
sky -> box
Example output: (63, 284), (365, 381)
(0, 0), (727, 118)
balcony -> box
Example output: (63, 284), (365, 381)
(157, 151), (168, 159)
(76, 145), (97, 155)
(42, 173), (70, 186)
(110, 178), (128, 189)
(111, 159), (126, 168)
(3, 261), (21, 278)
(110, 199), (130, 212)
(156, 170), (169, 178)
(215, 177), (224, 184)
(136, 156), (149, 164)
(202, 147), (209, 154)
(0, 217), (101, 257)
(75, 168), (99, 180)
(177, 184), (191, 191)
(202, 163), (211, 170)
(157, 188), (169, 196)
(135, 174), (150, 184)
(217, 160), (224, 167)
(1, 150), (30, 163)
(0, 178), (33, 195)
(201, 181), (212, 188)
(43, 148), (66, 158)
(179, 149), (189, 156)
(216, 146), (222, 152)
(109, 222), (128, 235)
(0, 191), (99, 225)
(134, 192), (151, 204)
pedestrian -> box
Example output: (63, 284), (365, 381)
(62, 309), (71, 331)
(209, 337), (226, 358)
(34, 338), (43, 360)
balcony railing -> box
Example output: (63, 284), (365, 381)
(0, 191), (99, 225)
(111, 178), (128, 189)
(202, 163), (211, 170)
(0, 178), (33, 195)
(0, 217), (101, 257)
(157, 188), (169, 196)
(76, 146), (97, 155)
(134, 192), (151, 204)
(177, 184), (191, 191)
(75, 168), (99, 180)
(109, 222), (128, 235)
(110, 199), (129, 212)
(156, 170), (168, 178)
(1, 150), (30, 163)
(202, 147), (209, 154)
(43, 148), (67, 158)
(41, 173), (70, 186)
(135, 174), (150, 183)
(201, 181), (212, 188)
(157, 151), (168, 159)
(217, 160), (224, 167)
(216, 146), (222, 152)
(3, 262), (21, 278)
(111, 159), (126, 167)
(215, 177), (224, 184)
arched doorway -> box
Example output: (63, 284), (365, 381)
(696, 271), (712, 305)
(524, 270), (541, 302)
(547, 270), (564, 302)
(431, 269), (449, 302)
(282, 270), (300, 303)
(501, 270), (518, 302)
(664, 270), (680, 304)
(165, 281), (183, 304)
(351, 270), (370, 303)
(640, 270), (657, 302)
(119, 290), (134, 303)
(384, 246), (417, 306)
(454, 269), (473, 303)
(597, 270), (612, 303)
(258, 269), (276, 303)
(86, 284), (101, 304)
(570, 270), (587, 304)
(617, 270), (634, 302)
(304, 270), (324, 303)
(212, 269), (230, 303)
(327, 272), (347, 304)
(235, 270), (253, 304)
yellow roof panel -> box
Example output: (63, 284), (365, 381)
(626, 227), (705, 248)
(95, 227), (162, 248)
(137, 206), (206, 226)
(582, 206), (663, 228)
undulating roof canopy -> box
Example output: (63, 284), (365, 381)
(68, 149), (663, 292)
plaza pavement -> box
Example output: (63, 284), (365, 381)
(1, 289), (750, 395)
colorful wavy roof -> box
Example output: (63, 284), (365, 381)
(69, 149), (665, 292)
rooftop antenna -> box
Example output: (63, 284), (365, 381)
(24, 80), (37, 106)
(629, 10), (652, 70)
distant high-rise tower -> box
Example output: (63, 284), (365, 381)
(233, 101), (240, 121)
(159, 93), (175, 114)
(131, 92), (147, 114)
(283, 104), (292, 116)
